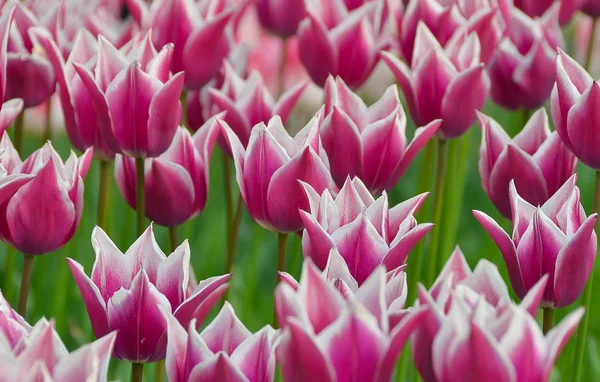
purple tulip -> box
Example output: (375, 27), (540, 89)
(474, 175), (597, 308)
(0, 6), (24, 129)
(165, 302), (277, 382)
(114, 119), (220, 227)
(582, 0), (600, 17)
(276, 257), (426, 382)
(219, 112), (337, 233)
(67, 225), (230, 363)
(514, 0), (583, 25)
(487, 6), (563, 110)
(477, 108), (576, 218)
(207, 62), (307, 148)
(0, 135), (92, 255)
(298, 0), (389, 89)
(382, 23), (490, 139)
(0, 291), (31, 351)
(551, 49), (600, 170)
(322, 75), (440, 193)
(256, 0), (307, 37)
(300, 176), (432, 284)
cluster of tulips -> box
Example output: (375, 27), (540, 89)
(1, 0), (600, 380)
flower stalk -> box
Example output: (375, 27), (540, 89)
(17, 255), (34, 316)
(426, 138), (448, 285)
(135, 158), (145, 236)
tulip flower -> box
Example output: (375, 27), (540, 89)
(382, 23), (489, 138)
(487, 6), (563, 110)
(300, 176), (432, 284)
(514, 0), (583, 25)
(474, 175), (597, 308)
(219, 112), (337, 233)
(582, 0), (600, 17)
(256, 0), (307, 37)
(67, 225), (230, 363)
(551, 49), (600, 170)
(0, 99), (23, 137)
(0, 291), (31, 350)
(115, 120), (220, 227)
(276, 257), (426, 382)
(298, 0), (389, 89)
(0, 7), (24, 137)
(477, 108), (576, 218)
(165, 302), (277, 382)
(322, 75), (441, 192)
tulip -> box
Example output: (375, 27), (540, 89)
(514, 0), (583, 25)
(115, 120), (220, 227)
(382, 23), (489, 139)
(0, 99), (23, 137)
(300, 176), (432, 284)
(321, 75), (440, 192)
(165, 302), (277, 382)
(256, 0), (307, 37)
(276, 257), (426, 382)
(474, 175), (597, 308)
(582, 0), (600, 17)
(67, 225), (230, 363)
(0, 6), (24, 136)
(487, 6), (563, 110)
(551, 49), (600, 170)
(0, 290), (30, 351)
(298, 0), (389, 89)
(477, 108), (576, 218)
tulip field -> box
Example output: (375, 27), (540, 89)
(3, 0), (600, 381)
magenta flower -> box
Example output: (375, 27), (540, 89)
(0, 135), (92, 255)
(298, 0), (388, 89)
(487, 6), (563, 110)
(551, 49), (600, 170)
(582, 0), (600, 17)
(256, 0), (307, 37)
(276, 258), (426, 382)
(207, 62), (307, 148)
(165, 302), (277, 382)
(300, 177), (432, 284)
(115, 119), (220, 227)
(219, 113), (337, 233)
(477, 108), (576, 218)
(0, 7), (24, 135)
(514, 0), (582, 25)
(0, 291), (31, 351)
(382, 23), (489, 139)
(67, 225), (230, 363)
(322, 75), (440, 193)
(0, 99), (22, 137)
(474, 176), (597, 308)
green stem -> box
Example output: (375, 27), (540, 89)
(135, 158), (145, 236)
(14, 109), (24, 154)
(42, 97), (52, 144)
(155, 360), (165, 382)
(543, 307), (554, 334)
(425, 139), (448, 286)
(180, 90), (188, 128)
(278, 38), (288, 97)
(225, 196), (244, 275)
(3, 245), (15, 302)
(17, 255), (34, 317)
(168, 225), (179, 253)
(223, 154), (233, 253)
(97, 159), (111, 229)
(274, 232), (288, 327)
(571, 170), (600, 382)
(585, 18), (598, 72)
(131, 363), (144, 382)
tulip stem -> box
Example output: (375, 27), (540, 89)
(168, 225), (179, 253)
(274, 232), (288, 326)
(277, 38), (288, 97)
(131, 363), (143, 382)
(17, 255), (34, 317)
(180, 90), (188, 127)
(571, 170), (600, 382)
(542, 307), (554, 334)
(225, 196), (244, 275)
(43, 97), (52, 144)
(426, 139), (448, 286)
(135, 157), (145, 236)
(97, 159), (111, 229)
(585, 18), (598, 72)
(3, 245), (15, 302)
(155, 361), (165, 382)
(13, 109), (24, 154)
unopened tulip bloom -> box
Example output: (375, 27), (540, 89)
(474, 176), (597, 308)
(298, 0), (389, 88)
(322, 75), (440, 192)
(115, 120), (220, 227)
(165, 302), (277, 382)
(67, 225), (230, 362)
(0, 135), (92, 255)
(256, 0), (306, 37)
(0, 7), (24, 135)
(300, 177), (432, 283)
(514, 0), (583, 25)
(382, 23), (489, 138)
(276, 258), (426, 382)
(551, 49), (600, 170)
(477, 109), (576, 218)
(220, 113), (337, 233)
(487, 6), (563, 110)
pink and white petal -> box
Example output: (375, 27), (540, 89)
(53, 332), (116, 382)
(542, 308), (584, 381)
(147, 72), (185, 157)
(477, 112), (511, 194)
(519, 275), (548, 316)
(566, 82), (600, 170)
(324, 248), (359, 293)
(430, 246), (471, 297)
(380, 51), (420, 124)
(188, 353), (248, 382)
(145, 160), (195, 226)
(173, 274), (231, 327)
(297, 14), (337, 88)
(90, 226), (132, 302)
(0, 99), (23, 136)
(124, 224), (166, 284)
(384, 223), (433, 270)
(513, 108), (550, 154)
(354, 267), (387, 331)
(335, 177), (368, 226)
(156, 240), (191, 310)
(300, 211), (337, 270)
(230, 327), (277, 382)
(200, 302), (251, 354)
(165, 315), (193, 382)
(273, 81), (309, 124)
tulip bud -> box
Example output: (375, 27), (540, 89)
(256, 0), (307, 37)
(514, 0), (583, 25)
(582, 0), (600, 17)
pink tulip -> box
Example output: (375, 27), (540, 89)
(382, 23), (490, 138)
(300, 177), (432, 284)
(165, 302), (277, 382)
(67, 225), (230, 363)
(0, 99), (23, 137)
(276, 257), (426, 382)
(474, 175), (597, 308)
(514, 0), (583, 25)
(256, 0), (307, 37)
(298, 0), (389, 89)
(0, 6), (24, 129)
(0, 135), (92, 255)
(219, 112), (337, 233)
(487, 6), (563, 110)
(0, 291), (31, 351)
(551, 49), (600, 170)
(477, 109), (576, 218)
(114, 119), (220, 227)
(1, 2), (56, 108)
(322, 75), (440, 192)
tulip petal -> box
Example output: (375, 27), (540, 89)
(147, 72), (184, 157)
(230, 327), (276, 382)
(567, 82), (600, 169)
(300, 211), (336, 270)
(274, 81), (309, 124)
(90, 226), (132, 302)
(380, 51), (420, 124)
(188, 353), (248, 382)
(200, 302), (252, 354)
(542, 308), (584, 381)
(384, 223), (433, 270)
(298, 13), (337, 88)
(532, 133), (576, 196)
(124, 225), (166, 284)
(0, 99), (23, 136)
(513, 108), (550, 154)
(156, 241), (190, 310)
(173, 274), (230, 326)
